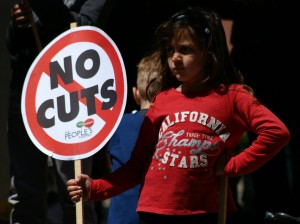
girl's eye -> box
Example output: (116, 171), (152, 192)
(179, 46), (193, 54)
(167, 47), (174, 56)
(166, 45), (194, 57)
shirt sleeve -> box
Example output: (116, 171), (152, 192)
(89, 114), (158, 201)
(224, 87), (290, 176)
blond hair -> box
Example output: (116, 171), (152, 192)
(136, 51), (162, 102)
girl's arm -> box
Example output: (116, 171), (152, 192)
(224, 88), (290, 176)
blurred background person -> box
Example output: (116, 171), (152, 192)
(5, 0), (109, 223)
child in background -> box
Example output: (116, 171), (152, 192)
(106, 52), (161, 224)
(67, 7), (290, 224)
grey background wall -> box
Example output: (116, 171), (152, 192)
(0, 0), (12, 206)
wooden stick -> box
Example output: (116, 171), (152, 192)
(218, 175), (228, 224)
(22, 0), (42, 52)
(71, 22), (83, 224)
(70, 22), (78, 29)
(74, 159), (84, 224)
(72, 20), (84, 224)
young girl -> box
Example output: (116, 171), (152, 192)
(67, 7), (290, 224)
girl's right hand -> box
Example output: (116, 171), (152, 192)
(67, 174), (91, 203)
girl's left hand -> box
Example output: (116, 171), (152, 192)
(214, 152), (232, 176)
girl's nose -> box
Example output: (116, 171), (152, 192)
(172, 52), (181, 60)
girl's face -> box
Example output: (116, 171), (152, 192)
(167, 33), (205, 86)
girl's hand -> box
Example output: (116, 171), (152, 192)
(215, 152), (232, 176)
(11, 3), (32, 29)
(67, 174), (91, 203)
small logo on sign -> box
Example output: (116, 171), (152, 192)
(84, 118), (94, 128)
(76, 118), (94, 128)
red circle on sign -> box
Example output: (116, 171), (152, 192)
(22, 26), (127, 160)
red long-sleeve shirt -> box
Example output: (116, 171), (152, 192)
(90, 84), (290, 215)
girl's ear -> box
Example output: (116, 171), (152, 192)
(132, 86), (141, 106)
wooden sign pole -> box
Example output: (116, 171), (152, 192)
(218, 175), (228, 224)
(74, 159), (84, 224)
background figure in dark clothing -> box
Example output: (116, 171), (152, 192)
(6, 0), (108, 223)
(192, 0), (294, 223)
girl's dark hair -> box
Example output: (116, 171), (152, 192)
(151, 7), (250, 93)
